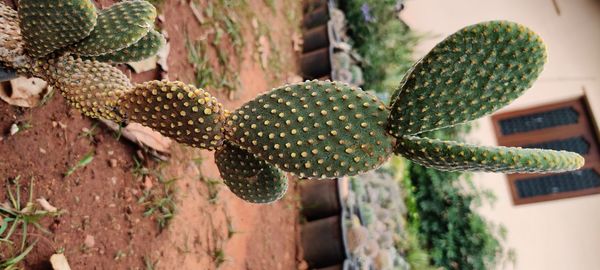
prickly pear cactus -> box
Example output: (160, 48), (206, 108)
(0, 0), (587, 206)
(215, 142), (288, 204)
(70, 0), (157, 56)
(388, 21), (547, 136)
(225, 80), (394, 179)
(19, 0), (98, 58)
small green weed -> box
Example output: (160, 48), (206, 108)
(136, 160), (177, 231)
(40, 87), (55, 106)
(143, 255), (159, 270)
(225, 214), (238, 239)
(0, 177), (59, 269)
(213, 248), (226, 268)
(65, 151), (94, 177)
(114, 250), (126, 261)
(186, 0), (252, 98)
(201, 177), (221, 204)
(263, 0), (276, 13)
(78, 123), (99, 142)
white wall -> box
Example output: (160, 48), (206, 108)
(401, 1), (600, 269)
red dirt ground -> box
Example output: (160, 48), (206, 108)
(0, 0), (302, 269)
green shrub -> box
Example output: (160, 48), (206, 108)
(340, 0), (419, 94)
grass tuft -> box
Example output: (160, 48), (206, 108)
(65, 151), (94, 177)
(200, 177), (221, 204)
(1, 177), (60, 269)
(135, 159), (177, 231)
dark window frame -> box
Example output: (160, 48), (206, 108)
(491, 97), (600, 205)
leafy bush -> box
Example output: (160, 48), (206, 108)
(407, 165), (496, 269)
(340, 0), (419, 93)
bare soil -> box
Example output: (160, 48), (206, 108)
(0, 0), (302, 269)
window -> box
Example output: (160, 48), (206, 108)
(491, 97), (600, 205)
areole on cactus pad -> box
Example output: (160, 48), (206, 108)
(0, 0), (586, 204)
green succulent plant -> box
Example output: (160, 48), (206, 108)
(0, 1), (585, 204)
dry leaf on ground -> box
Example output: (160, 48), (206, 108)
(0, 77), (48, 107)
(101, 120), (172, 155)
(127, 57), (158, 73)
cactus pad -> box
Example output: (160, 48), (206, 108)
(225, 80), (394, 178)
(215, 142), (288, 204)
(119, 80), (227, 150)
(48, 55), (130, 122)
(395, 135), (585, 173)
(388, 21), (547, 137)
(88, 29), (165, 63)
(19, 0), (98, 58)
(70, 0), (156, 56)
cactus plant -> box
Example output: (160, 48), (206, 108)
(0, 0), (586, 204)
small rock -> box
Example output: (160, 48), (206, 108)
(346, 225), (369, 252)
(110, 177), (117, 185)
(143, 177), (153, 190)
(40, 147), (47, 154)
(9, 123), (19, 135)
(109, 159), (118, 168)
(50, 253), (72, 270)
(36, 198), (58, 212)
(364, 239), (380, 257)
(84, 235), (95, 248)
